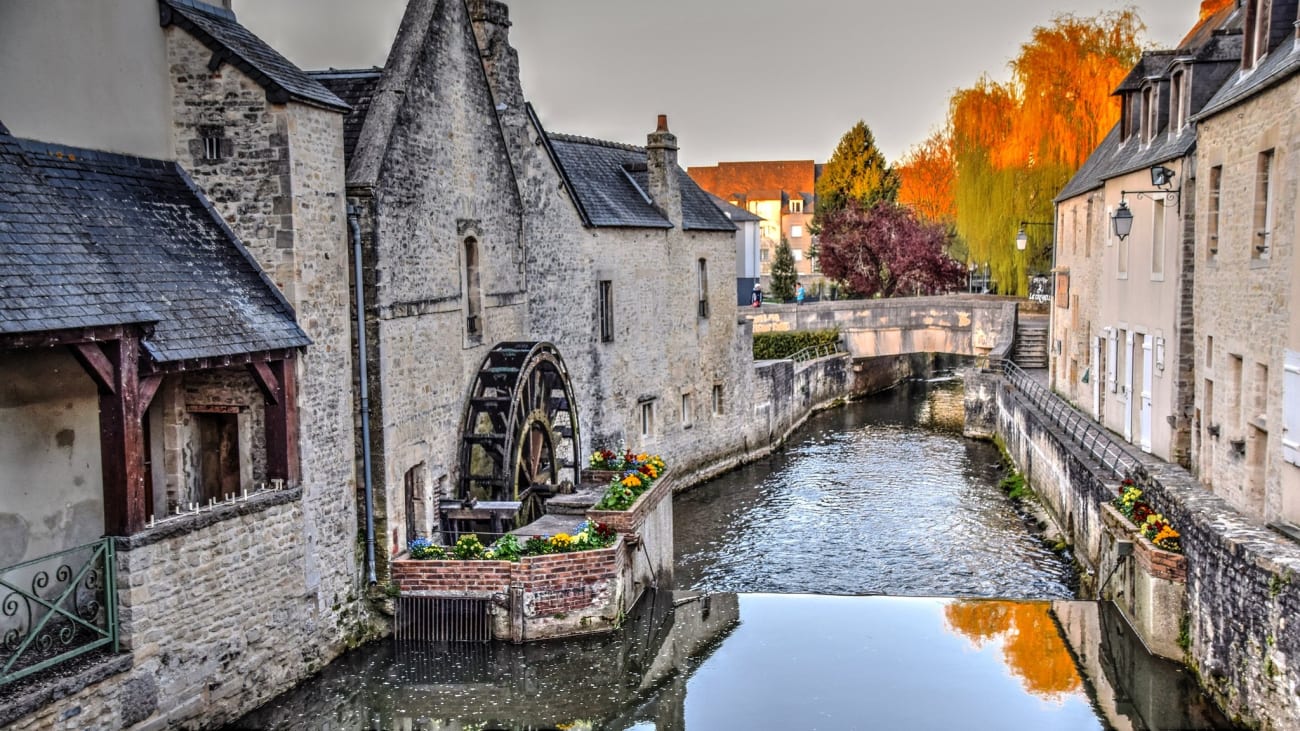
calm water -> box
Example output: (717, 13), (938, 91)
(228, 376), (1235, 730)
(674, 377), (1077, 598)
(229, 593), (1230, 730)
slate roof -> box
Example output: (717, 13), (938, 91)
(0, 131), (310, 363)
(1199, 39), (1300, 119)
(709, 194), (762, 223)
(309, 69), (383, 161)
(547, 134), (736, 232)
(160, 0), (348, 112)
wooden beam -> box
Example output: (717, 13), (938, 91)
(70, 343), (117, 394)
(248, 361), (281, 404)
(139, 374), (164, 412)
(98, 334), (147, 535)
(263, 358), (300, 485)
(0, 325), (128, 352)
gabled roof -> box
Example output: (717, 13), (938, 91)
(159, 0), (348, 112)
(0, 131), (310, 362)
(1198, 39), (1300, 119)
(309, 69), (383, 160)
(709, 194), (762, 223)
(1114, 51), (1178, 94)
(547, 134), (735, 232)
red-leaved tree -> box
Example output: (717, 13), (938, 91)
(818, 202), (967, 298)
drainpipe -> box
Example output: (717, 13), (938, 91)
(348, 205), (378, 585)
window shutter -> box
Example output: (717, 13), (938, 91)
(1284, 350), (1300, 466)
(1106, 329), (1118, 393)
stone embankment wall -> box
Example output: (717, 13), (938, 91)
(745, 297), (1018, 363)
(969, 370), (1300, 730)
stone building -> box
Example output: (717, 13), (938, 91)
(1192, 0), (1300, 525)
(688, 160), (822, 279)
(0, 1), (368, 727)
(1051, 5), (1240, 467)
(310, 0), (754, 571)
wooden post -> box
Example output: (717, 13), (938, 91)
(252, 357), (300, 486)
(74, 335), (147, 535)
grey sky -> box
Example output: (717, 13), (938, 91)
(239, 0), (1202, 168)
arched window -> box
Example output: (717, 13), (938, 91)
(464, 238), (482, 340)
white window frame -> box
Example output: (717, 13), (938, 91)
(790, 224), (803, 238)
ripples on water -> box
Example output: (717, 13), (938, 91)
(674, 377), (1078, 599)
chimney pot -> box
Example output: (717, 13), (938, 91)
(657, 114), (669, 132)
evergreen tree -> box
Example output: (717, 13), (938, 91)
(815, 120), (900, 216)
(769, 239), (797, 302)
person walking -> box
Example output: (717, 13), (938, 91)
(751, 282), (763, 307)
(796, 282), (806, 305)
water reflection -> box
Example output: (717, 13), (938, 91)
(228, 594), (1233, 731)
(673, 378), (1077, 598)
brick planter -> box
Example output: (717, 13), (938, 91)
(586, 470), (675, 534)
(1101, 503), (1186, 583)
(583, 469), (623, 485)
(389, 539), (626, 641)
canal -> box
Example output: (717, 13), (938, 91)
(228, 376), (1234, 730)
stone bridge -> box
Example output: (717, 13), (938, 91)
(745, 295), (1020, 363)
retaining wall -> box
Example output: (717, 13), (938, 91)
(970, 370), (1300, 729)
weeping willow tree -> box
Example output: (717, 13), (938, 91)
(948, 10), (1144, 295)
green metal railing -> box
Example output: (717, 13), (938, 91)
(1, 538), (118, 686)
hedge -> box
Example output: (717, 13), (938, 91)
(753, 329), (840, 360)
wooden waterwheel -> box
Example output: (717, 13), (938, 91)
(455, 342), (581, 533)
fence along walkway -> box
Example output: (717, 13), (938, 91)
(1001, 360), (1139, 480)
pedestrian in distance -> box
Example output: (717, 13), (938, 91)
(796, 282), (805, 305)
(751, 283), (763, 308)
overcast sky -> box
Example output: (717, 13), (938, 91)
(238, 0), (1202, 168)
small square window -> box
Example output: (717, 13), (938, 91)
(790, 225), (803, 238)
(200, 125), (224, 162)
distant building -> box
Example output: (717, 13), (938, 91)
(709, 194), (764, 304)
(688, 160), (821, 278)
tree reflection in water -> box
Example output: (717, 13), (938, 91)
(944, 600), (1084, 700)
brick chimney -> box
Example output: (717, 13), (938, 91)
(646, 115), (682, 227)
(469, 0), (526, 116)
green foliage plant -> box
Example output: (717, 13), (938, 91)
(769, 238), (797, 302)
(816, 120), (900, 216)
(752, 329), (840, 360)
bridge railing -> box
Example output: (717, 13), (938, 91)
(1000, 360), (1138, 480)
(789, 342), (842, 364)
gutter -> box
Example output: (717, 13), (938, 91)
(348, 205), (378, 585)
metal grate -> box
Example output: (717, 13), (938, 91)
(395, 596), (493, 643)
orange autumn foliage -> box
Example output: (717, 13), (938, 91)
(897, 130), (956, 225)
(944, 600), (1084, 699)
(1200, 0), (1234, 21)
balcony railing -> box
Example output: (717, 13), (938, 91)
(1, 538), (118, 687)
(790, 342), (843, 364)
(1001, 360), (1138, 480)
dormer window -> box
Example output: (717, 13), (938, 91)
(1120, 96), (1132, 143)
(789, 199), (803, 214)
(1141, 86), (1157, 144)
(1243, 0), (1270, 70)
(1169, 69), (1188, 133)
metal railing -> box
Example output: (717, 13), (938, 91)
(1001, 360), (1138, 480)
(790, 342), (842, 364)
(1, 538), (118, 687)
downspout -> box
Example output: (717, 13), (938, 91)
(348, 205), (378, 585)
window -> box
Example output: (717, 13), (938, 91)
(791, 249), (804, 262)
(1243, 0), (1270, 70)
(697, 258), (709, 318)
(760, 248), (770, 263)
(200, 125), (224, 161)
(1207, 166), (1222, 258)
(681, 393), (693, 428)
(712, 384), (724, 416)
(1120, 97), (1132, 143)
(1206, 335), (1214, 369)
(1141, 86), (1156, 144)
(1151, 197), (1166, 279)
(789, 199), (803, 213)
(1230, 354), (1244, 432)
(1253, 150), (1274, 261)
(1283, 350), (1300, 466)
(463, 238), (482, 340)
(598, 280), (614, 342)
(1170, 70), (1187, 133)
(790, 225), (803, 238)
(640, 400), (655, 439)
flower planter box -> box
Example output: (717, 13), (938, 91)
(583, 469), (623, 486)
(587, 470), (675, 535)
(390, 539), (627, 641)
(1101, 503), (1185, 583)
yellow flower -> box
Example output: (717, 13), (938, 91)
(550, 533), (572, 547)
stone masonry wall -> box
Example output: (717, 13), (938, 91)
(977, 370), (1300, 729)
(1194, 72), (1300, 524)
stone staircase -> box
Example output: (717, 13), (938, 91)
(1013, 319), (1050, 369)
